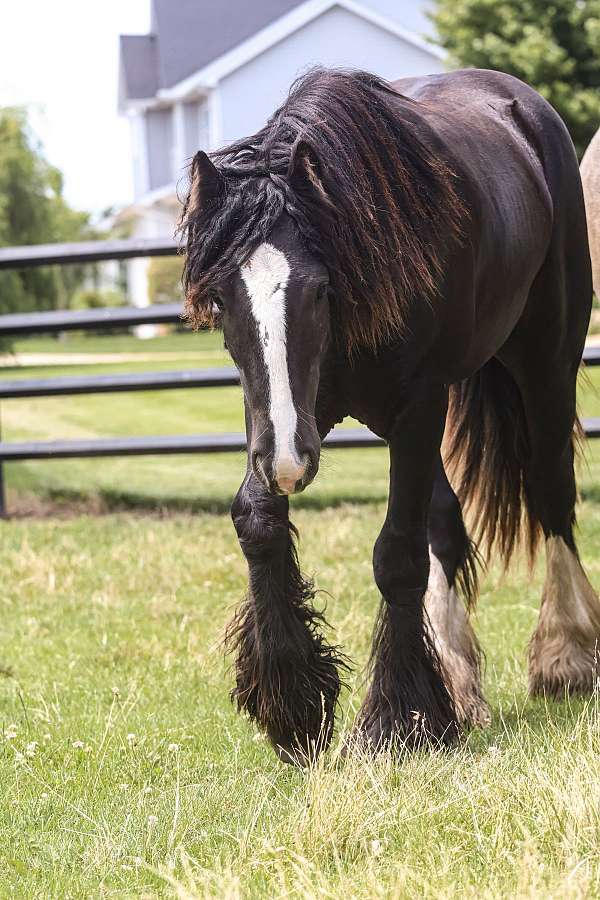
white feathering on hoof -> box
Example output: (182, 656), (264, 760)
(529, 536), (600, 695)
(425, 550), (490, 727)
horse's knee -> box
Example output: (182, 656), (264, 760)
(231, 477), (289, 560)
(373, 527), (429, 605)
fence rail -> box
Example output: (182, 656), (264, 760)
(1, 237), (599, 518)
(0, 236), (179, 269)
(0, 302), (183, 335)
(0, 368), (240, 399)
(0, 428), (385, 462)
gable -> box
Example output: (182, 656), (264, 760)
(218, 4), (444, 143)
(151, 0), (306, 89)
(120, 0), (442, 104)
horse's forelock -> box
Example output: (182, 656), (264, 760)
(179, 67), (466, 351)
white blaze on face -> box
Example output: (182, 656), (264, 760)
(241, 242), (306, 493)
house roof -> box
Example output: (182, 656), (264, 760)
(119, 0), (443, 105)
(121, 0), (305, 102)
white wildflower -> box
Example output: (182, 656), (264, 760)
(371, 839), (384, 857)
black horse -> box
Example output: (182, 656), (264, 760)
(179, 68), (600, 764)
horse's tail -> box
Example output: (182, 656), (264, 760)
(444, 358), (543, 568)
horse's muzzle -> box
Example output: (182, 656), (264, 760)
(252, 448), (319, 495)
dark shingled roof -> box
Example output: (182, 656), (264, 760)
(120, 0), (306, 101)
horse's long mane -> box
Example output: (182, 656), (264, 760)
(179, 68), (465, 353)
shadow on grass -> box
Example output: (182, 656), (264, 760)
(462, 693), (597, 755)
(9, 470), (600, 520)
(7, 485), (388, 519)
(494, 694), (593, 737)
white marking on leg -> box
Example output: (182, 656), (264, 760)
(529, 536), (600, 693)
(241, 243), (306, 493)
(425, 549), (489, 726)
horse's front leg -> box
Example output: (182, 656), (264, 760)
(356, 383), (459, 750)
(226, 471), (343, 765)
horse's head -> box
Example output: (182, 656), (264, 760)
(224, 218), (330, 495)
(182, 152), (330, 496)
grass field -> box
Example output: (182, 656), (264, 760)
(2, 331), (600, 897)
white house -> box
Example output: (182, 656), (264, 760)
(118, 0), (444, 311)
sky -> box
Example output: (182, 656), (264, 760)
(0, 0), (151, 216)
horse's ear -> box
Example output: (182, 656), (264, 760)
(186, 151), (225, 216)
(288, 141), (327, 197)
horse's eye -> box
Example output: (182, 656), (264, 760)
(212, 292), (224, 312)
(316, 282), (329, 301)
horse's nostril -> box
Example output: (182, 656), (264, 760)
(300, 450), (318, 483)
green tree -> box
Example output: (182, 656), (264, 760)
(147, 256), (184, 305)
(0, 107), (92, 315)
(432, 0), (600, 158)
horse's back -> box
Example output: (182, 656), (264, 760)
(394, 69), (579, 191)
(390, 68), (590, 373)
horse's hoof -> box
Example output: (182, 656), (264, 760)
(272, 741), (311, 767)
(346, 713), (460, 757)
(267, 725), (330, 767)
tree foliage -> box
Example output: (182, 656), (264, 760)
(432, 0), (600, 158)
(148, 256), (184, 305)
(0, 108), (92, 314)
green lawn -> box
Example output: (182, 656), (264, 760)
(2, 332), (600, 897)
(7, 330), (226, 356)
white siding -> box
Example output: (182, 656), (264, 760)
(130, 113), (149, 199)
(357, 0), (437, 39)
(146, 107), (174, 190)
(218, 5), (443, 144)
(183, 98), (210, 160)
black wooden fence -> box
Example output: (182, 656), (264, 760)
(0, 238), (385, 516)
(1, 237), (599, 518)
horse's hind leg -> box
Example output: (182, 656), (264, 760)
(426, 459), (490, 726)
(518, 374), (600, 696)
(499, 224), (600, 695)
